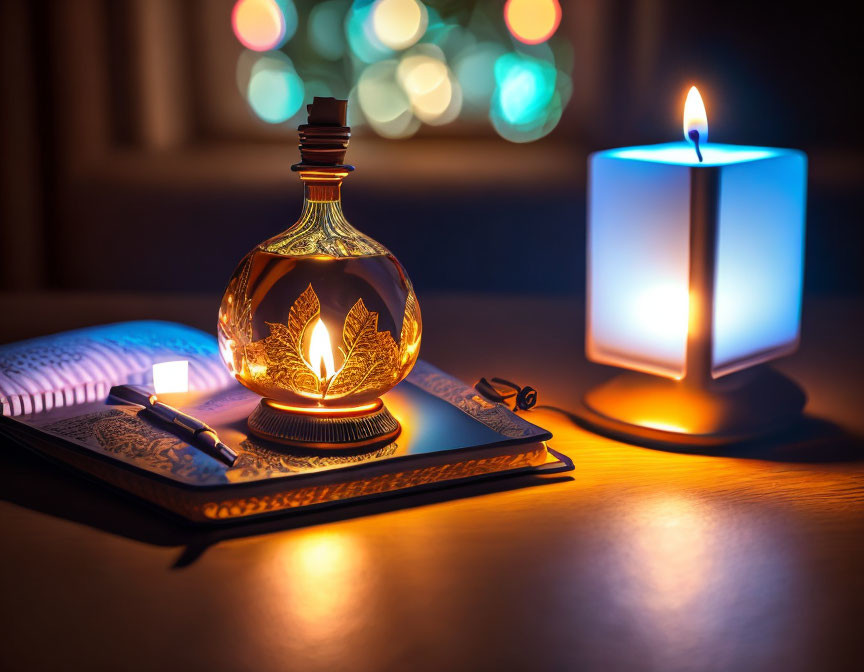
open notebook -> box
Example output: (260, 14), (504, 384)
(0, 322), (571, 524)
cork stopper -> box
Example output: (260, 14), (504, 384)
(292, 97), (353, 171)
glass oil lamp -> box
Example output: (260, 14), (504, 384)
(218, 98), (421, 449)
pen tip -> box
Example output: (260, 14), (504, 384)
(218, 442), (239, 467)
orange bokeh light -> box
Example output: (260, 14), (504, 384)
(504, 0), (562, 45)
(232, 0), (286, 52)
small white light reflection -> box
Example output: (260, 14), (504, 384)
(152, 360), (189, 394)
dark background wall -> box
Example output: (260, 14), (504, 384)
(1, 0), (861, 299)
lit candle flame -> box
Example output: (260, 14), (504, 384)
(683, 86), (708, 149)
(308, 319), (336, 381)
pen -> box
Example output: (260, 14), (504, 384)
(108, 385), (238, 467)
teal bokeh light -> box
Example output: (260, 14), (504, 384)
(494, 53), (556, 124)
(345, 0), (394, 64)
(454, 42), (505, 111)
(309, 0), (348, 60)
(247, 53), (305, 123)
(275, 0), (299, 44)
(490, 52), (564, 142)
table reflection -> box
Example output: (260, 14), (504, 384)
(625, 496), (714, 614)
(279, 531), (370, 639)
(604, 493), (797, 668)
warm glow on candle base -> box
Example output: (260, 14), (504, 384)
(248, 397), (400, 450)
(578, 367), (805, 448)
(266, 399), (382, 415)
(584, 85), (807, 447)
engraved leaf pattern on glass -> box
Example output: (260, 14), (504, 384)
(217, 258), (253, 377)
(260, 201), (389, 258)
(245, 284), (420, 402)
(398, 291), (421, 370)
(327, 298), (399, 398)
(258, 284), (321, 395)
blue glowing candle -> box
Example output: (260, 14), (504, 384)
(587, 87), (807, 381)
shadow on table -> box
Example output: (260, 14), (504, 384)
(0, 438), (571, 569)
(541, 406), (864, 463)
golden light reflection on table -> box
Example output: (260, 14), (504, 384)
(226, 529), (383, 669)
(277, 530), (370, 642)
(602, 489), (796, 668)
(625, 496), (714, 614)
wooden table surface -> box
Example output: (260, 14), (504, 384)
(1, 292), (862, 672)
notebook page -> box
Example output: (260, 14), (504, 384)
(0, 321), (234, 416)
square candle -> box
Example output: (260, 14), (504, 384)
(587, 142), (807, 380)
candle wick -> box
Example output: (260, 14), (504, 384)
(688, 129), (704, 163)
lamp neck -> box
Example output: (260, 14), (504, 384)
(262, 166), (385, 257)
(299, 170), (348, 204)
(303, 181), (342, 203)
(285, 170), (352, 247)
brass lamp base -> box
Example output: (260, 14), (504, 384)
(578, 366), (806, 448)
(248, 398), (400, 450)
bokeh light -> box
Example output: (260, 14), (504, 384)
(397, 47), (461, 125)
(232, 0), (573, 141)
(345, 1), (394, 64)
(357, 60), (420, 138)
(347, 85), (366, 127)
(454, 42), (506, 111)
(495, 53), (555, 125)
(303, 79), (335, 101)
(276, 0), (299, 41)
(504, 0), (562, 46)
(372, 0), (428, 51)
(308, 0), (348, 61)
(232, 0), (298, 52)
(424, 22), (474, 62)
(491, 52), (563, 142)
(247, 52), (305, 123)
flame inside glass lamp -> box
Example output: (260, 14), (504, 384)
(581, 87), (807, 446)
(218, 97), (421, 449)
